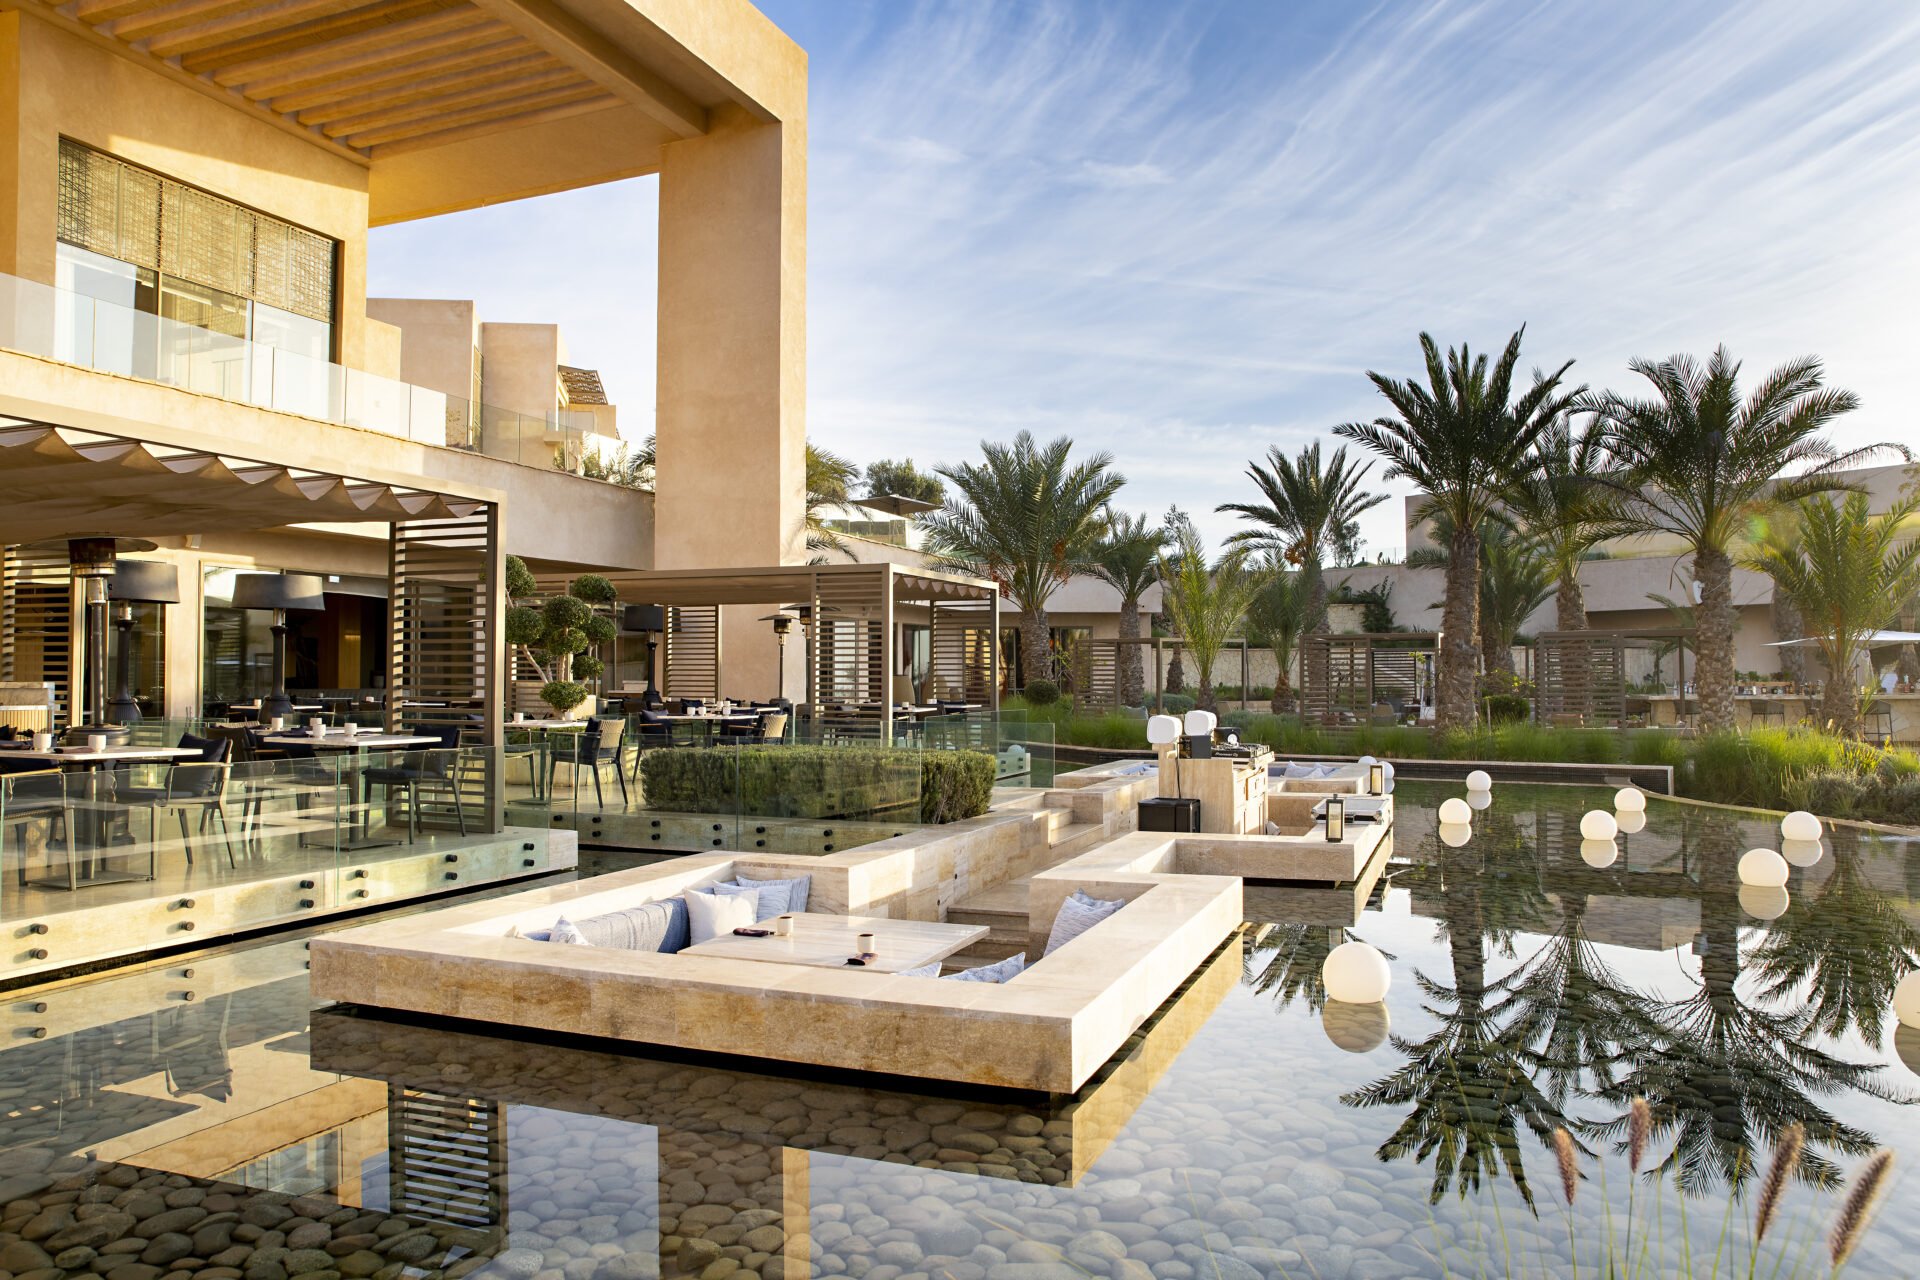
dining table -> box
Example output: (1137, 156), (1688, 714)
(259, 731), (445, 849)
(0, 743), (205, 889)
(680, 912), (989, 974)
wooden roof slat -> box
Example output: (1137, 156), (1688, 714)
(289, 46), (552, 121)
(340, 80), (603, 147)
(106, 0), (268, 43)
(320, 65), (581, 135)
(211, 7), (496, 88)
(149, 0), (418, 58)
(366, 92), (615, 156)
(72, 0), (181, 24)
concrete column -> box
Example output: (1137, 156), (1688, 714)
(655, 101), (805, 701)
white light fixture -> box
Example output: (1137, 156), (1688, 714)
(1739, 884), (1790, 921)
(1438, 797), (1472, 825)
(1322, 1000), (1390, 1053)
(1467, 790), (1493, 811)
(1579, 810), (1618, 841)
(1381, 761), (1397, 794)
(1781, 810), (1822, 842)
(1183, 709), (1217, 738)
(1324, 794), (1345, 842)
(1894, 972), (1920, 1029)
(1147, 715), (1182, 746)
(1465, 769), (1492, 792)
(1781, 837), (1824, 868)
(1738, 848), (1789, 887)
(1438, 822), (1473, 847)
(1368, 761), (1385, 795)
(1615, 787), (1646, 812)
(1357, 754), (1378, 768)
(1616, 809), (1647, 835)
(1322, 940), (1391, 1004)
(1580, 838), (1618, 868)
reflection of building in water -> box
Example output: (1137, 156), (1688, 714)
(387, 1088), (507, 1229)
(1557, 893), (1701, 951)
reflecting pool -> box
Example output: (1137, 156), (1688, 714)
(3, 782), (1916, 1280)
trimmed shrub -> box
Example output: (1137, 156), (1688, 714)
(1483, 693), (1530, 724)
(922, 750), (996, 823)
(1022, 678), (1061, 705)
(540, 680), (588, 715)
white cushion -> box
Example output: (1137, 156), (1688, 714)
(945, 952), (1026, 982)
(1045, 894), (1126, 956)
(550, 915), (591, 946)
(897, 961), (943, 978)
(682, 889), (755, 944)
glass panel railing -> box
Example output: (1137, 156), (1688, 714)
(922, 711), (1055, 787)
(0, 270), (596, 471)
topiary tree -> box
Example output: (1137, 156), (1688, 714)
(504, 556), (620, 716)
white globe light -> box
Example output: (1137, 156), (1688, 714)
(1465, 769), (1493, 792)
(1615, 809), (1647, 835)
(1322, 941), (1391, 1004)
(1781, 837), (1825, 868)
(1579, 810), (1618, 841)
(1183, 709), (1217, 737)
(1580, 838), (1618, 868)
(1438, 822), (1473, 847)
(1614, 787), (1646, 812)
(1438, 797), (1472, 825)
(1739, 884), (1790, 921)
(1894, 972), (1920, 1029)
(1146, 715), (1182, 746)
(1738, 848), (1790, 887)
(1322, 1000), (1391, 1053)
(1781, 810), (1823, 843)
(1381, 761), (1397, 794)
(1357, 755), (1378, 768)
(1467, 790), (1493, 810)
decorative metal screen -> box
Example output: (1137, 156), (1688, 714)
(927, 599), (995, 704)
(663, 606), (720, 701)
(2, 546), (74, 724)
(58, 138), (336, 323)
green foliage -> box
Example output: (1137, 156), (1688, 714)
(921, 751), (996, 823)
(863, 458), (946, 506)
(583, 614), (618, 646)
(1156, 514), (1265, 708)
(1483, 693), (1530, 723)
(571, 653), (605, 680)
(540, 681), (588, 715)
(577, 441), (652, 489)
(1217, 441), (1385, 571)
(505, 605), (544, 647)
(1022, 678), (1060, 705)
(571, 573), (619, 605)
(506, 554), (539, 601)
(542, 595), (591, 632)
(806, 441), (863, 557)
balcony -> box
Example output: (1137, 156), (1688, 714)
(0, 271), (593, 470)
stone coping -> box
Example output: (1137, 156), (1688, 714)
(310, 771), (1235, 1094)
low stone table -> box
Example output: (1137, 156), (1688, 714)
(682, 912), (986, 973)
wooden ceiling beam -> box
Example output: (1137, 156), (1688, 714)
(340, 79), (602, 146)
(318, 65), (579, 134)
(177, 0), (444, 71)
(461, 0), (702, 138)
(214, 8), (497, 90)
(143, 0), (391, 57)
(96, 0), (251, 39)
(368, 91), (616, 157)
(245, 24), (516, 99)
(289, 46), (551, 121)
(70, 0), (178, 25)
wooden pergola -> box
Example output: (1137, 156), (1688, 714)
(535, 562), (1001, 737)
(1298, 632), (1439, 726)
(1536, 627), (1694, 729)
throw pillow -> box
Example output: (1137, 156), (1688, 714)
(944, 952), (1026, 982)
(550, 916), (592, 946)
(1045, 894), (1126, 956)
(897, 961), (943, 978)
(731, 873), (812, 915)
(683, 889), (754, 944)
(698, 881), (773, 921)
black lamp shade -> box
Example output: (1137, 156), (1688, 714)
(110, 560), (181, 604)
(623, 604), (664, 632)
(230, 572), (325, 612)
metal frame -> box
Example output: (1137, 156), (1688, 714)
(1298, 632), (1440, 726)
(1536, 627), (1694, 730)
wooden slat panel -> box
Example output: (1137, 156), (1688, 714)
(927, 599), (994, 705)
(2, 547), (74, 726)
(663, 605), (719, 702)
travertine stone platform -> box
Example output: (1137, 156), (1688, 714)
(310, 770), (1234, 1093)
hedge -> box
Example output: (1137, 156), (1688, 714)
(637, 745), (997, 825)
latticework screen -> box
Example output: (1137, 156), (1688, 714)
(386, 1085), (505, 1231)
(927, 599), (996, 705)
(663, 606), (720, 701)
(1538, 632), (1632, 726)
(1, 546), (74, 725)
(813, 570), (890, 708)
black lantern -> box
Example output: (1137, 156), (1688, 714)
(1324, 793), (1345, 842)
(1368, 761), (1385, 796)
(229, 573), (325, 718)
(107, 560), (180, 724)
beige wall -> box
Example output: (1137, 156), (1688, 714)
(0, 17), (381, 369)
(366, 298), (480, 400)
(482, 322), (565, 419)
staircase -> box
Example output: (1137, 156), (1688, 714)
(944, 808), (1107, 967)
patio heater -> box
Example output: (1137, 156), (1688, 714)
(623, 604), (665, 709)
(107, 559), (180, 724)
(229, 573), (325, 719)
(760, 611), (798, 705)
(27, 536), (157, 730)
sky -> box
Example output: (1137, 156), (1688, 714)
(368, 0), (1920, 561)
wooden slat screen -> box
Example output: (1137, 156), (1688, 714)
(2, 546), (73, 725)
(812, 570), (889, 708)
(386, 1084), (505, 1231)
(927, 599), (995, 704)
(663, 605), (720, 701)
(1538, 632), (1631, 726)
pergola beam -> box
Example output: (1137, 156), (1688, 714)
(461, 0), (703, 138)
(291, 47), (555, 121)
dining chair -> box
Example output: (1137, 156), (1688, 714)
(5, 768), (80, 890)
(548, 719), (629, 808)
(363, 724), (468, 842)
(122, 760), (238, 869)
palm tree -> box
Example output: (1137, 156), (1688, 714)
(1593, 347), (1900, 733)
(1741, 491), (1920, 735)
(1217, 442), (1386, 629)
(1242, 559), (1317, 712)
(1506, 414), (1629, 631)
(805, 442), (862, 560)
(1750, 509), (1809, 684)
(1407, 514), (1555, 682)
(1336, 329), (1580, 731)
(1085, 509), (1166, 706)
(921, 431), (1125, 687)
(1155, 515), (1265, 712)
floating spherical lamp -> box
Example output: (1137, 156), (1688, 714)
(1615, 809), (1647, 835)
(1467, 790), (1493, 811)
(1894, 972), (1920, 1030)
(1438, 822), (1473, 847)
(1781, 838), (1824, 868)
(1322, 941), (1391, 1004)
(1739, 884), (1790, 921)
(1357, 755), (1378, 768)
(1738, 848), (1789, 888)
(1615, 787), (1646, 812)
(1896, 1025), (1920, 1078)
(1381, 761), (1397, 794)
(1465, 769), (1492, 792)
(1580, 838), (1618, 868)
(1781, 811), (1823, 843)
(1579, 810), (1618, 841)
(1438, 797), (1472, 825)
(1322, 1000), (1391, 1053)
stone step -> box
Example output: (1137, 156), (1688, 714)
(1045, 821), (1103, 859)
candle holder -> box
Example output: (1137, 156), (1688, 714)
(1325, 794), (1345, 842)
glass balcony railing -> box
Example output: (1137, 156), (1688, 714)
(0, 270), (595, 469)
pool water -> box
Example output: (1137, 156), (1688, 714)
(3, 781), (1916, 1280)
